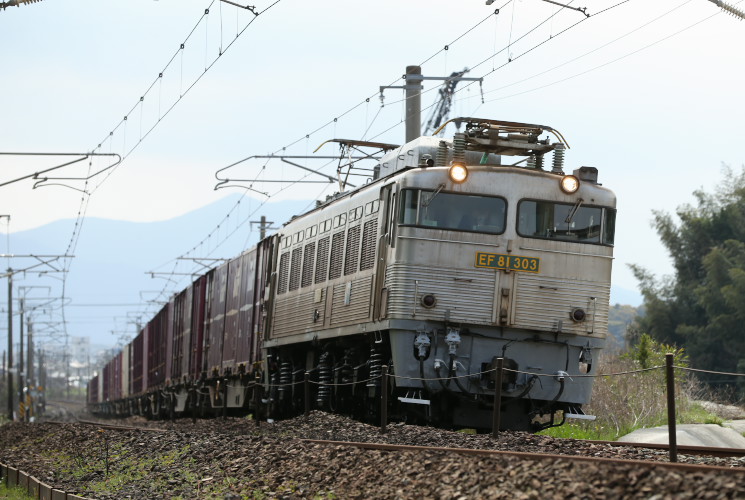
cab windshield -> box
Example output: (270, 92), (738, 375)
(399, 189), (506, 234)
(517, 199), (615, 246)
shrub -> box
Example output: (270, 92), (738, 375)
(539, 338), (718, 441)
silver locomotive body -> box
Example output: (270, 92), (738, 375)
(265, 119), (616, 430)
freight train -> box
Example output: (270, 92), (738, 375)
(88, 117), (616, 431)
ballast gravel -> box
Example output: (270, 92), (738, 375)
(1, 412), (744, 499)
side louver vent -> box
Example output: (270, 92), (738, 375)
(344, 225), (361, 275)
(360, 218), (378, 270)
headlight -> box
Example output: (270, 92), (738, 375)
(560, 175), (580, 194)
(449, 162), (468, 183)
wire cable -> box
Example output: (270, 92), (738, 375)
(53, 0), (284, 344)
(478, 1), (727, 105)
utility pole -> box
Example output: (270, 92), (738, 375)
(38, 348), (46, 413)
(27, 321), (33, 391)
(64, 338), (69, 399)
(18, 297), (24, 420)
(15, 287), (50, 419)
(405, 66), (422, 143)
(26, 322), (33, 420)
(6, 268), (12, 420)
(380, 65), (483, 142)
(250, 215), (277, 241)
(1, 254), (72, 408)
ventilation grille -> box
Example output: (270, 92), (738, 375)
(301, 242), (316, 288)
(329, 231), (345, 280)
(385, 263), (495, 324)
(277, 252), (290, 294)
(315, 236), (330, 284)
(289, 248), (302, 291)
(360, 218), (378, 270)
(330, 276), (373, 326)
(344, 225), (361, 275)
(513, 274), (610, 336)
(272, 292), (323, 338)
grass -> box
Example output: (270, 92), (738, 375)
(679, 402), (725, 426)
(539, 401), (725, 441)
(537, 356), (730, 441)
(0, 483), (34, 499)
(84, 444), (193, 496)
(43, 437), (195, 497)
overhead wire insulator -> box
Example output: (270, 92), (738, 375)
(527, 154), (536, 169)
(435, 141), (449, 167)
(452, 133), (467, 164)
(708, 0), (745, 20)
(551, 144), (566, 174)
(0, 0), (44, 8)
(535, 154), (544, 171)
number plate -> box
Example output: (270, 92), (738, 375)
(475, 252), (540, 273)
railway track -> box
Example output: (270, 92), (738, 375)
(303, 438), (745, 470)
(3, 412), (745, 498)
(46, 418), (168, 433)
(587, 438), (745, 459)
(48, 415), (745, 461)
(36, 399), (86, 422)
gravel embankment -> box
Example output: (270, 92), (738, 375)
(1, 412), (744, 499)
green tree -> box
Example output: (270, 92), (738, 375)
(633, 165), (745, 386)
(623, 333), (688, 381)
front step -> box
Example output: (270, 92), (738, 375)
(565, 405), (596, 421)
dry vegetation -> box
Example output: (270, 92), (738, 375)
(544, 348), (745, 440)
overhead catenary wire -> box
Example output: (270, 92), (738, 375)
(157, 0), (623, 291)
(45, 0), (284, 343)
(471, 0), (693, 102)
(371, 0), (733, 141)
(462, 0), (742, 110)
(0, 2), (665, 355)
(41, 0), (735, 343)
(140, 155), (341, 318)
(476, 0), (733, 105)
(366, 0), (631, 141)
(239, 4), (510, 163)
(154, 0), (734, 309)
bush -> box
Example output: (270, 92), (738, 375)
(622, 333), (689, 374)
(539, 337), (710, 441)
(581, 355), (671, 439)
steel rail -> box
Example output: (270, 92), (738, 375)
(584, 439), (745, 459)
(46, 418), (168, 433)
(301, 439), (745, 473)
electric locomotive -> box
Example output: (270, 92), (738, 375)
(265, 117), (615, 430)
(89, 117), (615, 431)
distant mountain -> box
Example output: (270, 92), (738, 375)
(0, 195), (313, 347)
(2, 197), (647, 351)
(606, 303), (645, 351)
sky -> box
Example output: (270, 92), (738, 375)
(1, 0), (744, 350)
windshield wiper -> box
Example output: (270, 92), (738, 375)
(422, 183), (446, 207)
(565, 198), (584, 224)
